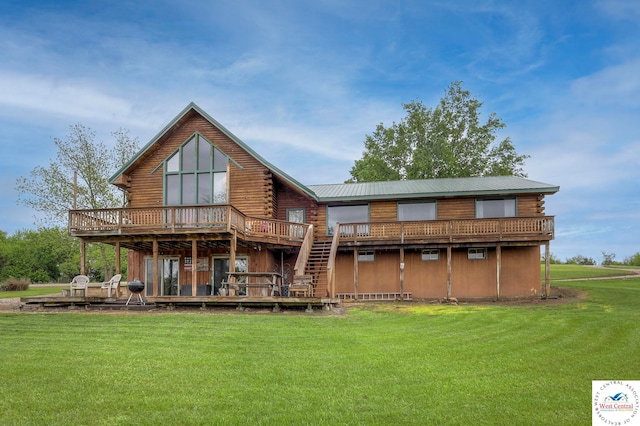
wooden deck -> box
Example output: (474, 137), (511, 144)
(68, 204), (309, 247)
(69, 204), (554, 248)
(336, 216), (554, 245)
(20, 295), (340, 311)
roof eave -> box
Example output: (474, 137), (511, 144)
(316, 186), (560, 203)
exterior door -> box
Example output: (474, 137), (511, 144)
(145, 257), (179, 296)
(212, 256), (248, 295)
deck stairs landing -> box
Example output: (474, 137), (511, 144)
(302, 240), (331, 297)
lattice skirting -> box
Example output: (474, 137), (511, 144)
(336, 292), (412, 301)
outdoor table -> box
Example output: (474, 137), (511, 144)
(225, 272), (282, 297)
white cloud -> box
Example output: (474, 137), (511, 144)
(0, 72), (145, 128)
(596, 0), (640, 21)
(570, 58), (640, 108)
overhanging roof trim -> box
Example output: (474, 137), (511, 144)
(109, 102), (317, 199)
(307, 176), (559, 202)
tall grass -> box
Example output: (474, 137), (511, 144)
(0, 277), (638, 425)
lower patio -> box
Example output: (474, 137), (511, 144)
(20, 293), (340, 312)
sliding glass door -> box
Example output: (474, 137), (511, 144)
(145, 257), (180, 296)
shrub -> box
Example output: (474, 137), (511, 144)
(1, 277), (31, 291)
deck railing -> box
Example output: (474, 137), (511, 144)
(69, 205), (308, 243)
(336, 216), (554, 243)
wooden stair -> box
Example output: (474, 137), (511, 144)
(304, 240), (332, 297)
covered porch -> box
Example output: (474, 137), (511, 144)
(69, 204), (312, 298)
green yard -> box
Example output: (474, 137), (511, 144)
(1, 274), (638, 425)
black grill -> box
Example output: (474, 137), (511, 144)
(126, 279), (145, 306)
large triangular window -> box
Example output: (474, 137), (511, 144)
(164, 133), (228, 205)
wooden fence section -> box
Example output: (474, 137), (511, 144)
(337, 216), (554, 243)
(69, 205), (307, 245)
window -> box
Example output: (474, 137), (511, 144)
(398, 201), (436, 221)
(327, 205), (369, 236)
(165, 134), (228, 205)
(468, 248), (487, 260)
(421, 249), (439, 261)
(287, 208), (306, 238)
(358, 251), (374, 262)
(476, 198), (516, 218)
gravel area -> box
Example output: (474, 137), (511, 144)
(0, 297), (21, 311)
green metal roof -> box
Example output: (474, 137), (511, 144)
(307, 176), (559, 202)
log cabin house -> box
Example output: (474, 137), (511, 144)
(68, 102), (559, 305)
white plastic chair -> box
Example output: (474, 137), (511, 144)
(70, 275), (90, 297)
(100, 274), (122, 298)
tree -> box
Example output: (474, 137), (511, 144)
(601, 251), (616, 266)
(16, 125), (139, 278)
(348, 81), (529, 182)
(565, 255), (596, 266)
(541, 252), (561, 264)
(0, 227), (80, 283)
(623, 252), (640, 266)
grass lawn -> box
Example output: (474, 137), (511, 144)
(0, 285), (67, 299)
(542, 263), (636, 281)
(1, 277), (638, 425)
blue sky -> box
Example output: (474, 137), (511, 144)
(1, 0), (639, 262)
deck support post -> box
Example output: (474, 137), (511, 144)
(399, 247), (405, 300)
(446, 246), (452, 299)
(544, 242), (551, 297)
(192, 239), (198, 296)
(80, 239), (86, 276)
(152, 239), (159, 297)
(229, 231), (237, 290)
(496, 245), (502, 301)
(115, 242), (121, 275)
(353, 248), (359, 300)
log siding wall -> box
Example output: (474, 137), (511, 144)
(110, 109), (554, 299)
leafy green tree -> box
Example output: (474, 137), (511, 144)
(16, 125), (139, 278)
(348, 81), (529, 182)
(0, 227), (79, 283)
(623, 252), (640, 266)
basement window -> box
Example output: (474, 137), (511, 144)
(468, 248), (487, 260)
(421, 249), (440, 261)
(358, 251), (375, 262)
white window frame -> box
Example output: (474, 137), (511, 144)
(468, 248), (487, 260)
(357, 250), (375, 262)
(421, 249), (440, 261)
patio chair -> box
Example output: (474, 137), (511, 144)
(70, 275), (90, 297)
(101, 274), (122, 298)
(289, 275), (314, 297)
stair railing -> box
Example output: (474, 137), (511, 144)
(326, 223), (341, 298)
(293, 224), (314, 276)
